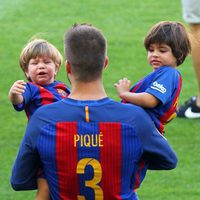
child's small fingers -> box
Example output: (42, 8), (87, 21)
(127, 80), (131, 84)
(16, 82), (26, 89)
(22, 81), (26, 86)
(15, 80), (26, 87)
(18, 84), (26, 90)
(19, 80), (26, 86)
(15, 80), (24, 84)
(15, 88), (25, 94)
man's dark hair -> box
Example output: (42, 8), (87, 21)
(144, 21), (191, 66)
(64, 23), (106, 82)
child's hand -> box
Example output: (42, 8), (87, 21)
(9, 80), (26, 95)
(8, 80), (26, 105)
(114, 78), (131, 97)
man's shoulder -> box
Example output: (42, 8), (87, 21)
(28, 101), (64, 132)
(38, 100), (64, 111)
(114, 101), (150, 119)
(33, 99), (151, 125)
(119, 102), (143, 110)
(32, 100), (64, 120)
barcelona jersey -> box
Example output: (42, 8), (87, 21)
(13, 81), (70, 119)
(128, 66), (182, 134)
(11, 98), (177, 200)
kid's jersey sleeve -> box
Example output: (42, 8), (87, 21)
(145, 67), (181, 105)
(12, 81), (70, 119)
(13, 82), (34, 112)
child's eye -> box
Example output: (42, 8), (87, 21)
(148, 46), (154, 52)
(44, 60), (52, 64)
(148, 48), (154, 52)
(30, 62), (37, 65)
(160, 49), (168, 53)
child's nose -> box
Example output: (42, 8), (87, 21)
(152, 50), (159, 57)
(38, 62), (45, 68)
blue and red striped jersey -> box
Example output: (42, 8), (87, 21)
(11, 98), (177, 200)
(13, 81), (70, 119)
(128, 66), (182, 134)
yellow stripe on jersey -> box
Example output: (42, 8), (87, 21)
(85, 106), (89, 122)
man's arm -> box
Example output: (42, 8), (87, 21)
(141, 133), (178, 170)
(134, 106), (178, 170)
(10, 114), (41, 190)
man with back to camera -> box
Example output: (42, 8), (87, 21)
(11, 23), (178, 200)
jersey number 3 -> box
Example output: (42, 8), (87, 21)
(76, 158), (103, 199)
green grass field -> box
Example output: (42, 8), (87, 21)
(1, 0), (200, 199)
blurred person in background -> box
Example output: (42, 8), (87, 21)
(177, 0), (200, 118)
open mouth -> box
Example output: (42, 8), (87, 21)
(38, 71), (46, 75)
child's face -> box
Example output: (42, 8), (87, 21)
(147, 43), (177, 70)
(25, 56), (57, 85)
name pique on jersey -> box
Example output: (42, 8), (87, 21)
(74, 133), (104, 147)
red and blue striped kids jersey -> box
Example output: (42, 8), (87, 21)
(127, 66), (182, 134)
(13, 81), (70, 119)
(11, 98), (177, 200)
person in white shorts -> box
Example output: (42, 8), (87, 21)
(178, 0), (200, 118)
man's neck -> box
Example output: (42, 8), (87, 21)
(68, 80), (107, 100)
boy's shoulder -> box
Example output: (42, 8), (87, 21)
(27, 81), (69, 90)
(158, 66), (179, 73)
(26, 82), (43, 89)
(151, 66), (181, 77)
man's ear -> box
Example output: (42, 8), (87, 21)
(65, 60), (71, 74)
(103, 56), (109, 69)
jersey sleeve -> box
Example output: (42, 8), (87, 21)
(10, 111), (41, 190)
(134, 106), (178, 170)
(146, 68), (180, 105)
(13, 83), (32, 112)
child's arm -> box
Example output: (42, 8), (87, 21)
(8, 80), (26, 105)
(36, 178), (51, 200)
(114, 78), (159, 108)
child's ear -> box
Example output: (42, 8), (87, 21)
(24, 69), (31, 81)
(55, 63), (61, 75)
(24, 71), (29, 79)
(55, 67), (58, 76)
